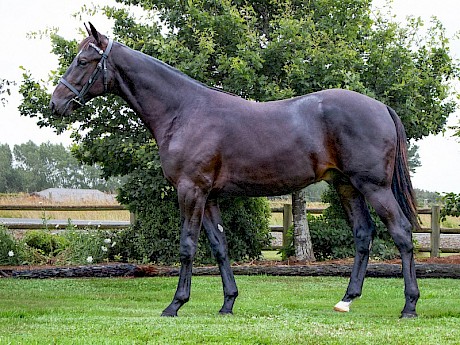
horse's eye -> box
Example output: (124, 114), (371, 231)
(78, 59), (88, 67)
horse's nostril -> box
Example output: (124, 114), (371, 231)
(50, 101), (55, 113)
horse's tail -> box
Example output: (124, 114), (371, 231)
(387, 106), (420, 231)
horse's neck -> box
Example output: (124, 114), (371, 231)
(113, 44), (204, 146)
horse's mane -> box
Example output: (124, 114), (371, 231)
(78, 35), (237, 97)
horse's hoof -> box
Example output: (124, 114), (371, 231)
(333, 301), (351, 313)
(400, 312), (418, 319)
(161, 310), (178, 317)
(219, 309), (234, 316)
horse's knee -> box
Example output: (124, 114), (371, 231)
(354, 227), (372, 255)
(179, 238), (198, 263)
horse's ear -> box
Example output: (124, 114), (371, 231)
(84, 23), (91, 36)
(88, 22), (101, 45)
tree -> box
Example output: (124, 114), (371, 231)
(408, 143), (422, 174)
(0, 144), (20, 193)
(9, 141), (121, 193)
(19, 0), (459, 260)
(292, 189), (315, 261)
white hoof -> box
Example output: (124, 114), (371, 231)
(333, 300), (351, 313)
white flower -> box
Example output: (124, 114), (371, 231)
(101, 246), (108, 252)
(104, 238), (111, 244)
(111, 242), (116, 247)
(86, 256), (93, 263)
(8, 250), (14, 257)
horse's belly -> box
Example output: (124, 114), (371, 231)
(218, 169), (317, 197)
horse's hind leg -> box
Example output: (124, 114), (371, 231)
(362, 186), (419, 318)
(332, 182), (376, 313)
(202, 197), (238, 314)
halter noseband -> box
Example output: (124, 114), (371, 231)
(59, 38), (114, 106)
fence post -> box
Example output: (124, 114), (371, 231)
(282, 204), (293, 248)
(130, 212), (137, 226)
(430, 205), (441, 258)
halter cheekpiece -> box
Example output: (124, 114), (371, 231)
(59, 38), (114, 106)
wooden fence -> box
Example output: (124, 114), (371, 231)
(0, 204), (133, 230)
(268, 205), (460, 258)
(1, 204), (459, 258)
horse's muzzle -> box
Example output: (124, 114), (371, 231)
(49, 101), (56, 114)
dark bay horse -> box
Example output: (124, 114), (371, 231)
(50, 23), (420, 318)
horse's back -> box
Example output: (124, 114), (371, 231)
(210, 89), (397, 195)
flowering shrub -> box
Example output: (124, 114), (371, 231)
(0, 225), (23, 265)
(0, 225), (124, 266)
(57, 228), (120, 265)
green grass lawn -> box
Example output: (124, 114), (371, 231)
(0, 276), (459, 344)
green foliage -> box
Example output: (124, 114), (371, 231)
(22, 230), (69, 256)
(407, 143), (421, 174)
(0, 226), (23, 265)
(441, 192), (460, 220)
(0, 78), (14, 107)
(280, 187), (398, 261)
(220, 197), (272, 262)
(1, 226), (125, 266)
(59, 228), (120, 265)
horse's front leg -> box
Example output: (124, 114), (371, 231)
(161, 184), (206, 317)
(202, 197), (238, 314)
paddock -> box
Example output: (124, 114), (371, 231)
(0, 276), (459, 344)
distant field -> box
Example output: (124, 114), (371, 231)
(0, 193), (130, 221)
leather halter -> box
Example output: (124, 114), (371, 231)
(59, 38), (113, 106)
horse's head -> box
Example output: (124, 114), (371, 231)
(50, 23), (114, 116)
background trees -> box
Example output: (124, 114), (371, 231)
(18, 0), (459, 261)
(0, 142), (121, 193)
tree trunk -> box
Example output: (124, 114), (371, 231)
(292, 189), (316, 261)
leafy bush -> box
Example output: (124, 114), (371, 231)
(0, 225), (23, 265)
(0, 224), (124, 266)
(117, 192), (272, 265)
(220, 197), (272, 262)
(58, 228), (121, 265)
(22, 230), (69, 256)
(441, 192), (460, 219)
